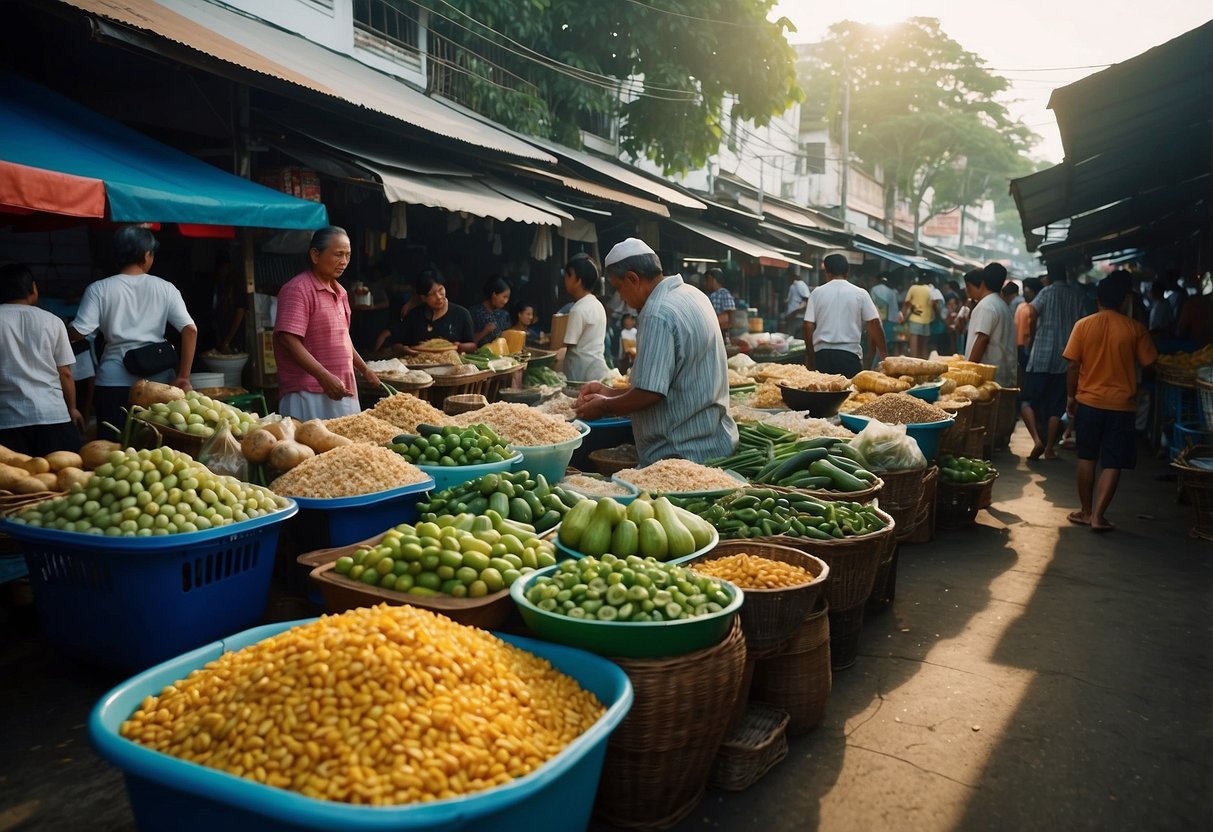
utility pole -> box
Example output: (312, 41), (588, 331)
(839, 53), (849, 230)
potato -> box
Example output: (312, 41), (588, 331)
(269, 441), (314, 472)
(44, 450), (84, 472)
(0, 463), (32, 490)
(262, 419), (295, 441)
(129, 379), (185, 408)
(80, 440), (122, 471)
(17, 457), (51, 476)
(57, 467), (93, 491)
(241, 429), (278, 464)
(34, 472), (60, 490)
(0, 444), (32, 466)
(11, 476), (49, 494)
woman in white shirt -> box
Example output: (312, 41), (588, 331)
(70, 227), (197, 439)
(561, 254), (609, 383)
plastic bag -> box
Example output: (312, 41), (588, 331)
(851, 418), (926, 472)
(198, 422), (248, 480)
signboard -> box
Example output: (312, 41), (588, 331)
(923, 211), (961, 237)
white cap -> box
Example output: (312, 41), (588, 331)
(603, 237), (656, 268)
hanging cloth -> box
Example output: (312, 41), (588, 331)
(390, 203), (408, 238)
(530, 225), (553, 261)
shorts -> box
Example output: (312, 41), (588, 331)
(1021, 371), (1068, 419)
(1074, 404), (1136, 469)
(813, 349), (862, 378)
(908, 322), (931, 337)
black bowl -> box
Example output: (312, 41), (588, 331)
(778, 384), (851, 416)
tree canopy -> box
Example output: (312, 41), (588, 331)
(418, 0), (801, 173)
(799, 18), (1037, 249)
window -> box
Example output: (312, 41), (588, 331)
(353, 0), (420, 51)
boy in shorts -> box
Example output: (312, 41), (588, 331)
(1062, 271), (1156, 532)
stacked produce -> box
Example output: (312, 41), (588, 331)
(417, 470), (581, 532)
(777, 370), (851, 392)
(133, 389), (259, 438)
(615, 459), (742, 494)
(1157, 344), (1213, 371)
(10, 446), (288, 535)
(332, 512), (557, 597)
(0, 442), (110, 495)
(389, 424), (512, 466)
(118, 603), (603, 805)
(692, 552), (818, 589)
(670, 488), (888, 541)
(321, 412), (400, 445)
(270, 445), (428, 499)
(450, 402), (580, 446)
(558, 474), (634, 498)
(523, 555), (734, 622)
(462, 345), (520, 371)
(851, 393), (950, 424)
(369, 393), (449, 433)
(524, 364), (565, 389)
(938, 455), (997, 484)
(558, 495), (715, 561)
(751, 438), (877, 492)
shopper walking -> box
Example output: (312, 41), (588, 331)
(804, 254), (886, 377)
(1022, 270), (1088, 460)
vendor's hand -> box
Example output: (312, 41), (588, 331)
(575, 381), (609, 407)
(68, 408), (84, 432)
(362, 369), (381, 388)
(320, 370), (353, 400)
(574, 394), (611, 421)
(175, 376), (193, 392)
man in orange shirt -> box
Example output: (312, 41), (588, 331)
(1062, 271), (1157, 532)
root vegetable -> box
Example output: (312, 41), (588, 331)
(0, 444), (32, 466)
(11, 477), (48, 495)
(56, 467), (92, 491)
(295, 420), (353, 453)
(0, 463), (33, 491)
(17, 457), (50, 476)
(240, 429), (278, 464)
(44, 451), (84, 472)
(34, 472), (59, 490)
(853, 371), (911, 394)
(269, 440), (314, 471)
(80, 440), (121, 470)
(262, 419), (295, 441)
(129, 379), (185, 408)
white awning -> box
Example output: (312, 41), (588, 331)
(510, 164), (670, 217)
(671, 217), (814, 269)
(62, 0), (555, 164)
(366, 164), (570, 226)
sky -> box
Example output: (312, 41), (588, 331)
(771, 0), (1212, 163)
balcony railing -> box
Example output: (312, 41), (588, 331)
(353, 0), (420, 52)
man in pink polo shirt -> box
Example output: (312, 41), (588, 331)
(274, 226), (380, 420)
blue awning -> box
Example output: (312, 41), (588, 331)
(852, 241), (950, 273)
(0, 72), (327, 229)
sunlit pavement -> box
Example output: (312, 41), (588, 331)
(1, 425), (1209, 832)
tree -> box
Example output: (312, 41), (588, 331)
(799, 18), (1037, 251)
(418, 0), (801, 173)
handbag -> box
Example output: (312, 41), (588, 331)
(123, 341), (178, 376)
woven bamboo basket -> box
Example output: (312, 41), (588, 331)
(588, 446), (638, 477)
(962, 426), (987, 459)
(970, 399), (995, 432)
(798, 475), (884, 504)
(936, 473), (997, 529)
(707, 703), (790, 792)
(865, 537), (899, 615)
(936, 400), (973, 455)
(0, 490), (65, 517)
(442, 393), (488, 416)
(874, 466), (930, 535)
(828, 601), (867, 670)
(905, 467), (938, 543)
(792, 506), (895, 611)
(483, 360), (528, 401)
(416, 369), (494, 410)
(751, 596), (831, 735)
(992, 387), (1021, 448)
(1158, 363), (1198, 389)
(686, 540), (829, 655)
(594, 620), (748, 830)
(1173, 444), (1213, 541)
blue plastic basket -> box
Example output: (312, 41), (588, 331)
(290, 478), (434, 548)
(512, 421), (590, 483)
(89, 622), (633, 832)
(1, 504), (297, 670)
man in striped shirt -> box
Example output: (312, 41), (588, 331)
(574, 238), (738, 465)
(1022, 271), (1088, 460)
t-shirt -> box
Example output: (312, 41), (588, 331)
(71, 273), (194, 387)
(0, 304), (75, 429)
(1027, 281), (1087, 374)
(274, 271), (356, 397)
(965, 293), (1017, 387)
(390, 303), (475, 348)
(784, 279), (810, 317)
(470, 303), (511, 346)
(1062, 310), (1157, 412)
(904, 283), (935, 324)
(630, 275), (737, 465)
(803, 278), (880, 358)
(870, 282), (899, 322)
(563, 293), (608, 382)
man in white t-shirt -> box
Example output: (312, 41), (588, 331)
(0, 263), (82, 455)
(803, 254), (887, 377)
(783, 269), (811, 332)
(964, 264), (1017, 387)
(561, 253), (609, 382)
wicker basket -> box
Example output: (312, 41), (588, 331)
(798, 475), (884, 504)
(969, 399), (995, 433)
(595, 619), (748, 830)
(962, 426), (987, 458)
(1173, 445), (1213, 541)
(442, 393), (488, 416)
(936, 400), (973, 455)
(588, 446), (638, 476)
(905, 467), (938, 543)
(1158, 363), (1198, 388)
(686, 540), (829, 655)
(0, 490), (65, 517)
(829, 601), (866, 670)
(1198, 379), (1213, 433)
(416, 369), (494, 410)
(708, 703), (790, 791)
(936, 474), (997, 529)
(866, 538), (899, 615)
(992, 387), (1021, 448)
(751, 597), (831, 735)
(128, 416), (206, 458)
(875, 467), (930, 536)
(791, 506), (895, 611)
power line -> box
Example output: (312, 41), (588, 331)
(613, 0), (774, 28)
(984, 63), (1113, 72)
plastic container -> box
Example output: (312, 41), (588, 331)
(554, 527), (719, 566)
(199, 352), (249, 388)
(511, 565), (743, 659)
(512, 421), (589, 484)
(612, 469), (747, 499)
(289, 479), (434, 548)
(190, 372), (225, 389)
(777, 385), (850, 416)
(904, 381), (944, 403)
(417, 452), (522, 492)
(2, 504), (297, 670)
(89, 622), (633, 832)
(838, 413), (955, 463)
(556, 476), (640, 506)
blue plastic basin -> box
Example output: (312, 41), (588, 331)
(418, 452), (523, 492)
(838, 412), (955, 463)
(89, 621), (633, 832)
(512, 422), (590, 484)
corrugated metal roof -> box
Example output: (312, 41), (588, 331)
(61, 0), (555, 163)
(509, 165), (670, 217)
(366, 164), (570, 226)
(670, 217), (814, 269)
